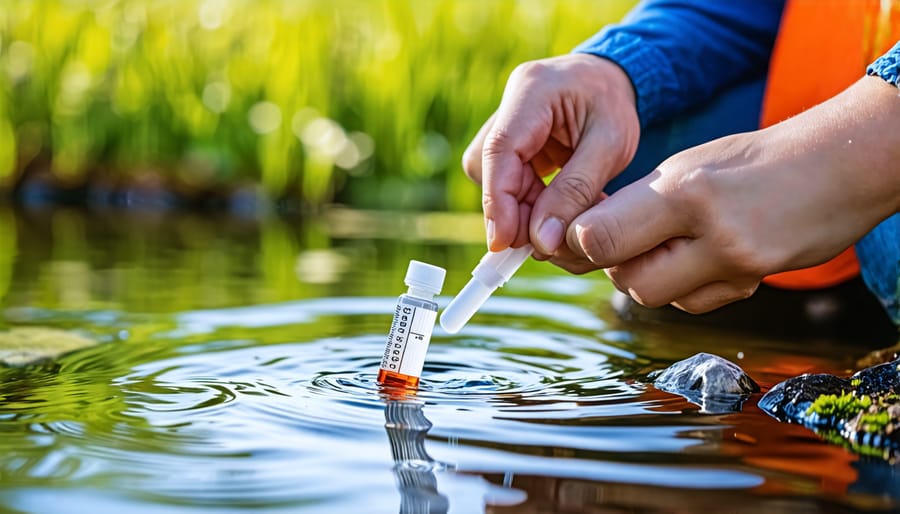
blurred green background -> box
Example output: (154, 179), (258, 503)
(0, 0), (634, 212)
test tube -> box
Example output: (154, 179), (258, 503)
(377, 260), (446, 389)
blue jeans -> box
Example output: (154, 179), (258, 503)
(604, 78), (900, 326)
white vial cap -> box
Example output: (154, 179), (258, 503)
(405, 260), (446, 296)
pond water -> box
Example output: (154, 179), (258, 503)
(0, 207), (897, 513)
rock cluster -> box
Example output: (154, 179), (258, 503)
(758, 358), (900, 461)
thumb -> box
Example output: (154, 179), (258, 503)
(566, 170), (685, 267)
(529, 126), (623, 255)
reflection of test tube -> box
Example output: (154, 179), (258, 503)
(383, 399), (449, 514)
(440, 245), (533, 334)
(378, 261), (446, 389)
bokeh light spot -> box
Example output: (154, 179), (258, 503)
(248, 101), (282, 134)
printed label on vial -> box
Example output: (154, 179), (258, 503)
(380, 302), (437, 377)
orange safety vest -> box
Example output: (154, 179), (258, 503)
(760, 0), (900, 290)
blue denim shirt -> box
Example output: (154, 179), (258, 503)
(573, 0), (785, 128)
(574, 1), (900, 325)
(869, 40), (900, 86)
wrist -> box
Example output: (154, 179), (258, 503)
(763, 75), (900, 248)
(571, 53), (637, 113)
(574, 32), (677, 129)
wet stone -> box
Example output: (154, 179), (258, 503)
(649, 352), (760, 414)
(756, 373), (851, 428)
(759, 358), (900, 461)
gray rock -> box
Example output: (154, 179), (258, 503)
(650, 352), (760, 414)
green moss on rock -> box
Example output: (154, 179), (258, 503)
(806, 391), (871, 419)
(760, 358), (900, 461)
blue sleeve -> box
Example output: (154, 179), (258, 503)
(573, 0), (785, 128)
(868, 40), (900, 87)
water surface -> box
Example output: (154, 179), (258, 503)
(0, 207), (896, 513)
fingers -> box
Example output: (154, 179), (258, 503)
(481, 65), (557, 251)
(466, 119), (572, 185)
(469, 54), (640, 253)
(604, 237), (722, 308)
(512, 201), (533, 248)
(529, 125), (626, 255)
(670, 280), (759, 314)
(530, 144), (604, 256)
(533, 136), (574, 177)
(603, 235), (760, 310)
(466, 115), (548, 249)
(462, 113), (496, 184)
(546, 245), (602, 275)
(566, 171), (687, 268)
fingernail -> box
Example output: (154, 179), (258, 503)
(536, 217), (564, 253)
(486, 218), (495, 249)
(574, 224), (596, 263)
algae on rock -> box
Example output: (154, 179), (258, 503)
(759, 358), (900, 461)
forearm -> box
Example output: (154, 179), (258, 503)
(767, 41), (900, 224)
(744, 74), (900, 276)
(561, 74), (900, 313)
(772, 75), (900, 219)
(829, 78), (900, 216)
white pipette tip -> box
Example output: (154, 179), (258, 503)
(440, 244), (533, 334)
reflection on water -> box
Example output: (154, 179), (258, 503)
(0, 206), (897, 513)
(383, 399), (450, 514)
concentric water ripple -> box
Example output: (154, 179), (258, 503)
(3, 294), (892, 512)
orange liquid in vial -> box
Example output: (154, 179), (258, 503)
(377, 368), (421, 389)
(378, 293), (437, 390)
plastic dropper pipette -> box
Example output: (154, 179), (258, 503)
(439, 244), (533, 333)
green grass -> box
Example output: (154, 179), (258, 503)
(0, 0), (634, 210)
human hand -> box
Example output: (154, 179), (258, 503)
(462, 53), (640, 256)
(565, 76), (900, 313)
